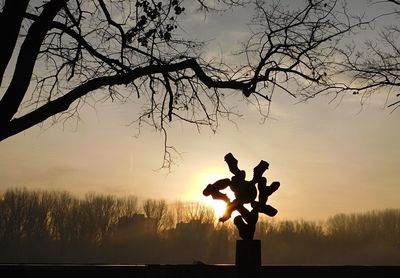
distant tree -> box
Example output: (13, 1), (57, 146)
(173, 200), (185, 225)
(142, 199), (170, 232)
(115, 195), (139, 218)
(0, 188), (36, 241)
(1, 188), (400, 264)
(180, 201), (215, 224)
(0, 189), (143, 243)
(172, 201), (215, 229)
(326, 209), (400, 243)
(49, 191), (81, 241)
(0, 0), (367, 165)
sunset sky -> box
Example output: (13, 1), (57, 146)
(0, 0), (399, 221)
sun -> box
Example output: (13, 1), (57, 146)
(201, 194), (228, 218)
(196, 170), (240, 219)
(201, 174), (235, 219)
(201, 187), (241, 220)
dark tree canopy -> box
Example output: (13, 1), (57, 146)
(0, 0), (371, 163)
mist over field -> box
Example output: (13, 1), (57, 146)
(1, 188), (399, 265)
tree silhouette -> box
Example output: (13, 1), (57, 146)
(0, 1), (366, 161)
(337, 0), (400, 110)
(142, 199), (171, 232)
(1, 188), (400, 264)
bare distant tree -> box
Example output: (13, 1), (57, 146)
(179, 201), (215, 224)
(0, 0), (367, 165)
(49, 191), (81, 241)
(142, 199), (170, 232)
(115, 195), (139, 218)
(0, 188), (42, 241)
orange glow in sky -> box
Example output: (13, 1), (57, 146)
(1, 1), (399, 222)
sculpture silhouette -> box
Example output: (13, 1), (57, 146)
(203, 153), (280, 240)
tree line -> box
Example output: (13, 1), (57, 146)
(0, 188), (399, 265)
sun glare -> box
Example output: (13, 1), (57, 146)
(201, 196), (227, 218)
(197, 170), (240, 220)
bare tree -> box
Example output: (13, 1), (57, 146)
(178, 201), (215, 224)
(0, 0), (366, 165)
(49, 191), (81, 241)
(0, 188), (59, 241)
(142, 198), (169, 232)
(115, 195), (139, 218)
(334, 0), (400, 110)
(0, 188), (36, 241)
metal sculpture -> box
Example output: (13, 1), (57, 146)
(203, 153), (280, 240)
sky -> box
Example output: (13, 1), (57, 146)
(0, 0), (399, 221)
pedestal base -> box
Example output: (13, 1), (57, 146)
(235, 239), (261, 267)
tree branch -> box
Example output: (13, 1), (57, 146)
(0, 58), (251, 141)
(0, 0), (30, 86)
(0, 0), (68, 125)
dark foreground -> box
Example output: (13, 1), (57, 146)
(1, 264), (399, 278)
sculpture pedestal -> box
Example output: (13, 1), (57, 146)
(235, 239), (261, 267)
